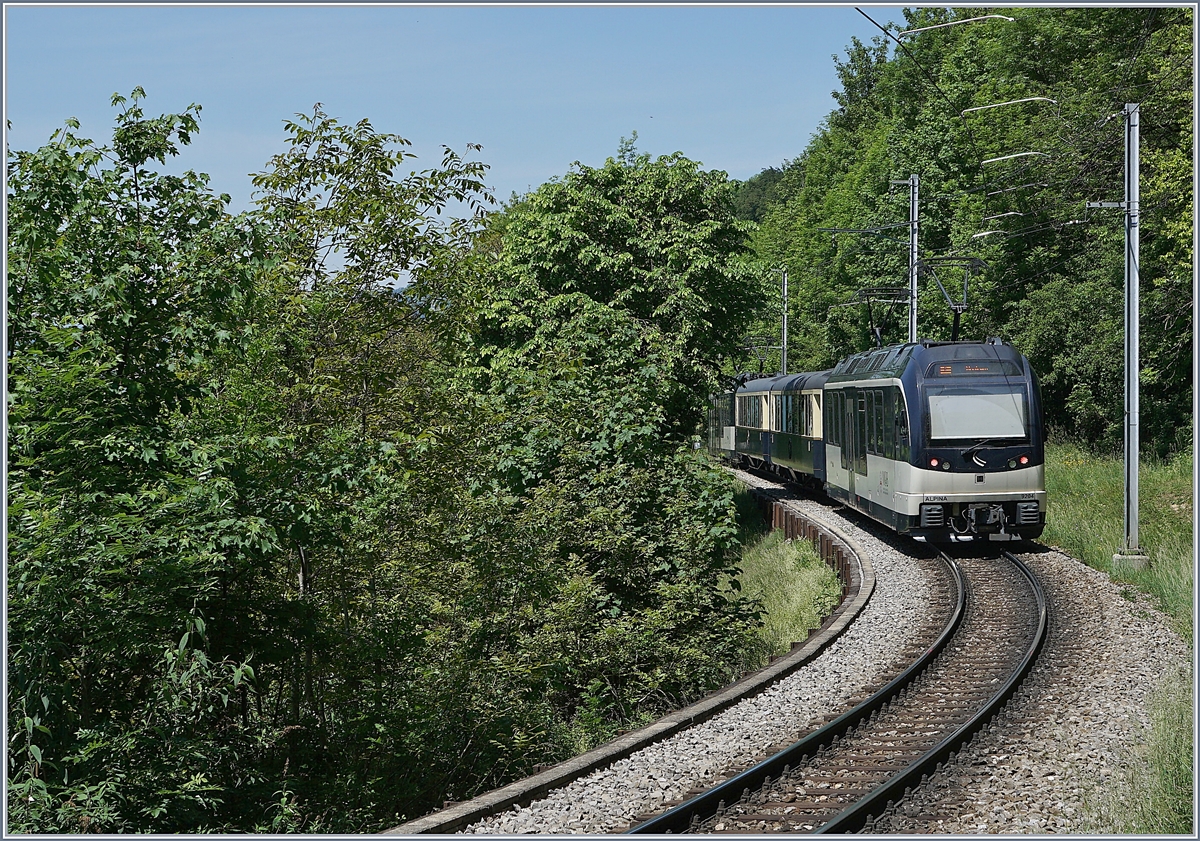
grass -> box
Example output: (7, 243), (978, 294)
(1083, 665), (1195, 834)
(1042, 441), (1194, 834)
(1043, 441), (1193, 643)
(731, 486), (842, 666)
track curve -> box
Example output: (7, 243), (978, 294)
(627, 549), (1048, 835)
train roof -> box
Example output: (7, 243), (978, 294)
(729, 339), (1027, 395)
(826, 338), (1025, 384)
(736, 369), (833, 394)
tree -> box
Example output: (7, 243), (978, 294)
(7, 88), (271, 832)
(474, 136), (765, 441)
(450, 141), (765, 755)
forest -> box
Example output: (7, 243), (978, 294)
(6, 6), (1192, 834)
(741, 7), (1192, 456)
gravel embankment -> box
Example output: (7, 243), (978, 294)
(465, 470), (937, 834)
(874, 546), (1190, 834)
(467, 469), (1189, 835)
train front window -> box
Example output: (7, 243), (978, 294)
(926, 385), (1028, 441)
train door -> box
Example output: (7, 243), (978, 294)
(761, 394), (771, 463)
(854, 390), (868, 476)
(843, 388), (856, 497)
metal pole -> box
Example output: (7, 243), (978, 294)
(1122, 103), (1143, 557)
(908, 174), (920, 343)
(781, 268), (788, 376)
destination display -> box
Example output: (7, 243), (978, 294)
(928, 360), (1021, 377)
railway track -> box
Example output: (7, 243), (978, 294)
(626, 549), (1048, 835)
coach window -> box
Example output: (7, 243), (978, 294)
(865, 390), (876, 455)
(883, 387), (895, 459)
(878, 388), (888, 455)
(836, 392), (844, 446)
(828, 393), (838, 446)
(894, 391), (910, 461)
(840, 392), (850, 469)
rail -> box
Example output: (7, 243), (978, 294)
(626, 548), (1047, 835)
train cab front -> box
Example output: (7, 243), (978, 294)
(902, 340), (1047, 543)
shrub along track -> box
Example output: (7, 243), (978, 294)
(387, 487), (876, 835)
(625, 548), (1047, 834)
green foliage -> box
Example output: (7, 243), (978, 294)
(7, 89), (275, 833)
(753, 8), (1193, 454)
(474, 137), (766, 440)
(733, 525), (841, 665)
(8, 98), (767, 833)
(1042, 442), (1193, 642)
(454, 140), (768, 762)
(732, 166), (786, 222)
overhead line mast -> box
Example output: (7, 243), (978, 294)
(889, 174), (920, 343)
(1088, 103), (1148, 570)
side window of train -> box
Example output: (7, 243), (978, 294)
(878, 388), (888, 455)
(835, 392), (843, 446)
(827, 392), (836, 445)
(894, 390), (910, 461)
(883, 387), (895, 460)
(825, 393), (834, 444)
(868, 391), (878, 455)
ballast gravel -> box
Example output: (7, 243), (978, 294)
(873, 546), (1190, 834)
(465, 470), (937, 834)
(464, 471), (1190, 835)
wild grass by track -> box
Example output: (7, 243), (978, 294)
(1043, 441), (1193, 642)
(1043, 441), (1194, 834)
(731, 486), (842, 667)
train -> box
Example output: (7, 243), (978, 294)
(708, 338), (1046, 542)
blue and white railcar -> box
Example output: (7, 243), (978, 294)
(710, 338), (1046, 542)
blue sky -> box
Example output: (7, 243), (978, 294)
(5, 3), (908, 213)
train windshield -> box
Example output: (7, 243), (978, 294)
(926, 385), (1028, 441)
